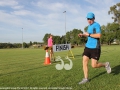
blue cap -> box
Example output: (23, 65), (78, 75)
(86, 12), (95, 19)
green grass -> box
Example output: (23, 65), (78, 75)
(0, 45), (120, 90)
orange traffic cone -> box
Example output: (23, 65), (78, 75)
(44, 50), (51, 65)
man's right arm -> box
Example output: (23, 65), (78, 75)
(78, 33), (88, 37)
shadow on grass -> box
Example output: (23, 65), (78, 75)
(90, 64), (120, 80)
(90, 71), (106, 81)
(111, 65), (120, 75)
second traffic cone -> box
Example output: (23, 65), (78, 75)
(44, 50), (51, 65)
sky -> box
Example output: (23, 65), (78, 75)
(0, 0), (120, 43)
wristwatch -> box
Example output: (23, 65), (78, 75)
(89, 34), (91, 37)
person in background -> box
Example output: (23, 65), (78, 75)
(47, 34), (55, 62)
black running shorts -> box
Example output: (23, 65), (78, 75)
(82, 47), (101, 60)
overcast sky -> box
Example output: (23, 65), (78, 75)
(0, 0), (119, 43)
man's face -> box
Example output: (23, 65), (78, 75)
(87, 18), (94, 25)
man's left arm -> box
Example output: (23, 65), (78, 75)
(89, 33), (101, 38)
(84, 25), (101, 38)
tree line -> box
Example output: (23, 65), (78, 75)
(0, 41), (43, 49)
(43, 2), (120, 45)
(43, 23), (120, 46)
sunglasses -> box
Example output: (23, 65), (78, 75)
(87, 18), (93, 20)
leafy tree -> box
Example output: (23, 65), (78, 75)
(43, 33), (51, 44)
(53, 35), (61, 44)
(30, 41), (32, 46)
(101, 23), (120, 45)
(84, 26), (88, 32)
(66, 29), (84, 45)
(23, 42), (28, 48)
(101, 25), (107, 44)
(33, 42), (37, 44)
(60, 36), (66, 44)
(108, 2), (120, 24)
(66, 31), (71, 44)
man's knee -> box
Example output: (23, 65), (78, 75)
(91, 58), (98, 68)
(91, 63), (97, 68)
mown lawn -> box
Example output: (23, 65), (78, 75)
(0, 45), (120, 90)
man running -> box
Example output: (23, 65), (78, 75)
(78, 12), (111, 84)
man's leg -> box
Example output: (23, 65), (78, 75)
(91, 59), (111, 73)
(83, 55), (89, 79)
(79, 55), (89, 84)
(91, 59), (105, 68)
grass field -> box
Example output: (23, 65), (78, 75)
(0, 45), (120, 90)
